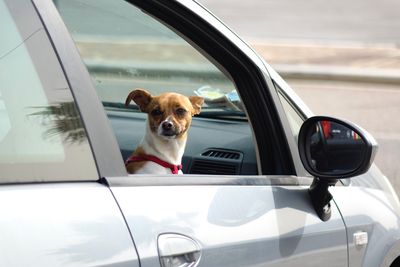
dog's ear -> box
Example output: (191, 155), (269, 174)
(125, 89), (153, 112)
(189, 96), (204, 115)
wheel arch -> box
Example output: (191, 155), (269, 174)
(380, 240), (400, 267)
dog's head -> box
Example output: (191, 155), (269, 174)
(125, 89), (204, 140)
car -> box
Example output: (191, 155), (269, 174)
(1, 0), (400, 266)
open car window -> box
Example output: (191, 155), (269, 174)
(55, 0), (259, 176)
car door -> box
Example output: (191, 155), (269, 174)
(0, 1), (139, 266)
(105, 177), (348, 267)
(41, 0), (349, 266)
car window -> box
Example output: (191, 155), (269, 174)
(55, 0), (259, 176)
(0, 0), (97, 183)
(55, 0), (244, 117)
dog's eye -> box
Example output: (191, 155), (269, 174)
(176, 108), (187, 116)
(151, 108), (163, 116)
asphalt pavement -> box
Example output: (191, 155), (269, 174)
(253, 42), (400, 84)
(197, 0), (400, 44)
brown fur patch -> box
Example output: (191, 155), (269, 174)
(126, 147), (147, 174)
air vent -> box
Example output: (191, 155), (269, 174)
(201, 149), (241, 160)
(190, 160), (237, 175)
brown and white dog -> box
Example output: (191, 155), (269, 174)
(124, 89), (204, 174)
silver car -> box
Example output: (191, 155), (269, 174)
(1, 0), (399, 266)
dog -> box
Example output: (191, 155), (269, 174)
(124, 89), (204, 174)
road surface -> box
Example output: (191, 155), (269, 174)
(198, 0), (400, 45)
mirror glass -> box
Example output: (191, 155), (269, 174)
(306, 120), (367, 175)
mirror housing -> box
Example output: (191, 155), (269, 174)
(298, 116), (378, 221)
(298, 116), (378, 180)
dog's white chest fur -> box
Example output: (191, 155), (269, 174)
(133, 161), (183, 175)
(132, 122), (185, 174)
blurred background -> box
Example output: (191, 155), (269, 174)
(198, 0), (400, 191)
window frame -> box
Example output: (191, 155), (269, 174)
(275, 82), (307, 140)
(34, 0), (298, 178)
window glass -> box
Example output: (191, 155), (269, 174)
(0, 0), (97, 183)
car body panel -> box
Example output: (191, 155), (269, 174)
(0, 182), (139, 267)
(108, 176), (347, 267)
(331, 167), (400, 267)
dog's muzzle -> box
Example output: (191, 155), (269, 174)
(159, 120), (178, 138)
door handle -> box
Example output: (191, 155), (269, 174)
(158, 233), (202, 267)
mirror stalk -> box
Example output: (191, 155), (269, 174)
(309, 178), (337, 221)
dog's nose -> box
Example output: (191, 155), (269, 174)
(162, 121), (173, 131)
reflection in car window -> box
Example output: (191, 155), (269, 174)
(54, 0), (245, 119)
(0, 0), (97, 183)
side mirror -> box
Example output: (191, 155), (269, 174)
(298, 116), (378, 221)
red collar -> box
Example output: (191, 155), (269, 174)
(125, 154), (182, 174)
